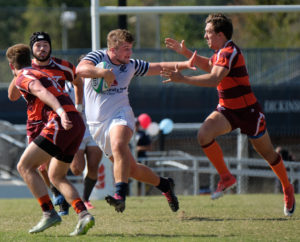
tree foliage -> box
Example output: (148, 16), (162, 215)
(0, 0), (300, 50)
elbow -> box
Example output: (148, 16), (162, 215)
(75, 64), (86, 78)
(8, 93), (20, 102)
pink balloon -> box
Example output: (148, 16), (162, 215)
(138, 113), (152, 129)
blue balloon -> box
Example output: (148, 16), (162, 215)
(159, 118), (174, 134)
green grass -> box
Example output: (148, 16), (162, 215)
(0, 194), (299, 241)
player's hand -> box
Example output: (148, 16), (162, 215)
(165, 38), (187, 55)
(60, 112), (73, 130)
(186, 51), (197, 70)
(103, 69), (115, 88)
(160, 64), (183, 83)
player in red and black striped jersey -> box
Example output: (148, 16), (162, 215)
(8, 32), (83, 215)
(163, 13), (295, 216)
(6, 43), (94, 235)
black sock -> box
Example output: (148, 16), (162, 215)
(156, 177), (170, 193)
(83, 176), (97, 201)
(50, 184), (61, 197)
(115, 182), (128, 200)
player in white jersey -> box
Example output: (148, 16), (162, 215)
(76, 29), (196, 213)
(65, 79), (103, 210)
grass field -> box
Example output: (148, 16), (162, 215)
(0, 194), (299, 241)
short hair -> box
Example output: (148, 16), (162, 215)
(205, 13), (233, 40)
(77, 54), (86, 64)
(6, 44), (31, 70)
(107, 29), (134, 49)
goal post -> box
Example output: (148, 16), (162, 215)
(91, 0), (300, 50)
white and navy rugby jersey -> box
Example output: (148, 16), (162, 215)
(83, 49), (149, 123)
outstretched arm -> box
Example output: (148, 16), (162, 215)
(165, 38), (211, 73)
(146, 51), (197, 76)
(160, 64), (229, 88)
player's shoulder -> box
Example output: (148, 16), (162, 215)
(84, 49), (107, 65)
(51, 57), (75, 68)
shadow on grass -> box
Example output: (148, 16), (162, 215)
(42, 233), (228, 239)
(181, 216), (299, 222)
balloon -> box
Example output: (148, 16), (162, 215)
(138, 113), (152, 129)
(159, 118), (174, 134)
(146, 122), (160, 136)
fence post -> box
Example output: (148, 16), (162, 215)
(237, 129), (248, 194)
(193, 158), (199, 195)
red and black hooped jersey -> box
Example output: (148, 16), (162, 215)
(15, 67), (77, 124)
(31, 57), (75, 88)
(211, 40), (257, 110)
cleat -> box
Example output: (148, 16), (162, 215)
(283, 184), (296, 216)
(105, 194), (125, 213)
(162, 178), (179, 212)
(29, 213), (61, 234)
(84, 201), (95, 210)
(211, 174), (236, 200)
(53, 194), (64, 206)
(58, 199), (70, 216)
(69, 214), (95, 236)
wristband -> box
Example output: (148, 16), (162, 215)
(55, 107), (65, 117)
(75, 104), (83, 113)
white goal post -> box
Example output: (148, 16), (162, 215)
(91, 0), (300, 50)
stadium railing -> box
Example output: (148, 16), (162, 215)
(138, 150), (300, 196)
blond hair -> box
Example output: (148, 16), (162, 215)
(107, 29), (134, 49)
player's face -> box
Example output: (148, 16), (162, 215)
(204, 23), (221, 50)
(113, 42), (133, 64)
(32, 40), (51, 62)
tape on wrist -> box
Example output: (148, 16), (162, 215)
(55, 107), (65, 117)
(75, 104), (83, 113)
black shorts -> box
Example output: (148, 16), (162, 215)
(216, 102), (267, 139)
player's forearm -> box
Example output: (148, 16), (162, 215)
(194, 55), (211, 73)
(181, 74), (219, 87)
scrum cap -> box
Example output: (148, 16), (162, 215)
(29, 32), (52, 50)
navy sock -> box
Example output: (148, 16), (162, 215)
(156, 177), (170, 193)
(83, 177), (97, 202)
(115, 182), (128, 200)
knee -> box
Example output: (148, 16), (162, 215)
(17, 162), (25, 176)
(111, 140), (126, 154)
(197, 129), (208, 146)
(71, 168), (82, 176)
(48, 171), (64, 186)
(17, 160), (33, 177)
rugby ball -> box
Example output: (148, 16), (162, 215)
(92, 61), (110, 93)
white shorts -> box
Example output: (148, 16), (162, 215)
(88, 106), (135, 158)
(78, 135), (97, 150)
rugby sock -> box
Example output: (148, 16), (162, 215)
(202, 140), (231, 177)
(115, 182), (128, 200)
(50, 183), (61, 197)
(38, 194), (54, 212)
(72, 198), (87, 215)
(83, 177), (97, 202)
(156, 177), (170, 193)
(270, 155), (290, 189)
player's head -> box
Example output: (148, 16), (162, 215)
(6, 44), (31, 70)
(205, 13), (233, 40)
(30, 31), (52, 62)
(77, 54), (86, 64)
(107, 29), (134, 64)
